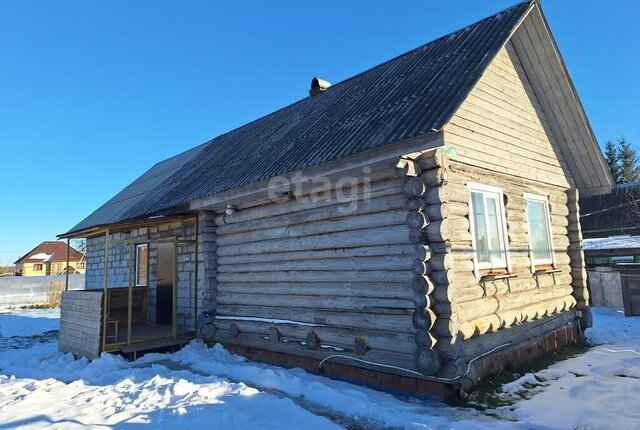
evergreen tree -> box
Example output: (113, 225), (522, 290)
(604, 140), (622, 183)
(617, 137), (640, 183)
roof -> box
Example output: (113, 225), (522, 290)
(581, 183), (640, 237)
(62, 1), (534, 237)
(68, 143), (208, 234)
(15, 241), (85, 265)
(583, 236), (640, 251)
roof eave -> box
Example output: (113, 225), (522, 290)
(190, 131), (445, 212)
(531, 3), (614, 190)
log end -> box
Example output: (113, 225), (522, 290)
(269, 326), (280, 344)
(414, 346), (441, 375)
(306, 331), (319, 350)
(402, 177), (427, 197)
(412, 308), (436, 330)
(354, 337), (368, 356)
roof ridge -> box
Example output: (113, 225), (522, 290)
(316, 0), (535, 96)
(190, 0), (535, 152)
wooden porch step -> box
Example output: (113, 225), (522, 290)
(120, 336), (192, 354)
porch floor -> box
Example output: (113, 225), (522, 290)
(104, 323), (194, 354)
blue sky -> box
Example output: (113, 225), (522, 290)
(1, 0), (638, 265)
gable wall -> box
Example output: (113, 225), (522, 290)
(419, 154), (587, 378)
(443, 41), (574, 188)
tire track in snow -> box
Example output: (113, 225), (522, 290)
(135, 359), (390, 430)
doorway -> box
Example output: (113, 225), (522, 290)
(156, 243), (174, 325)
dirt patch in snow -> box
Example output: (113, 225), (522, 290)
(0, 330), (58, 352)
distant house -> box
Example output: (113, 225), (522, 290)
(58, 0), (612, 395)
(15, 241), (86, 276)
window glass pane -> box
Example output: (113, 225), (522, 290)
(527, 200), (552, 262)
(471, 192), (490, 263)
(485, 197), (505, 264)
(136, 244), (148, 286)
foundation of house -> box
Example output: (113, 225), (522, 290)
(218, 317), (583, 400)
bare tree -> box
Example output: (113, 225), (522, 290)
(71, 239), (87, 255)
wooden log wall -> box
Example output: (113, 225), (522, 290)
(566, 189), (589, 311)
(212, 166), (441, 375)
(59, 290), (103, 360)
(415, 160), (579, 376)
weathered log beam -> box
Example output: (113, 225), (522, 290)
(216, 177), (403, 226)
(217, 281), (417, 300)
(215, 305), (415, 333)
(217, 269), (415, 284)
(216, 293), (414, 312)
(215, 319), (418, 354)
(457, 295), (576, 340)
(455, 285), (574, 323)
(218, 224), (410, 256)
(218, 255), (414, 273)
(217, 208), (407, 246)
(218, 244), (415, 265)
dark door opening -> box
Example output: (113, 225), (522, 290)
(156, 243), (174, 325)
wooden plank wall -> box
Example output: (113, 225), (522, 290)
(510, 8), (611, 194)
(59, 290), (103, 360)
(211, 165), (443, 374)
(431, 34), (592, 375)
(444, 40), (573, 188)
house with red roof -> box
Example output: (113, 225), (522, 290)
(14, 241), (86, 277)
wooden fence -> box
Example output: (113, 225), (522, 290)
(618, 266), (640, 316)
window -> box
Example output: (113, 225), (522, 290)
(525, 193), (554, 268)
(135, 244), (148, 286)
(78, 262), (85, 269)
(33, 263), (43, 271)
(467, 183), (510, 275)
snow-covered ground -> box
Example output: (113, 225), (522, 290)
(0, 307), (638, 430)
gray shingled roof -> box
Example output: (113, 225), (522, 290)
(63, 1), (533, 236)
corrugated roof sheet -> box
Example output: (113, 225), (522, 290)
(63, 1), (533, 236)
(69, 143), (207, 233)
(581, 183), (640, 236)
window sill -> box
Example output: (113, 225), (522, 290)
(480, 272), (517, 282)
(532, 268), (562, 287)
(479, 272), (517, 295)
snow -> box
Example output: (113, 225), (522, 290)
(0, 308), (638, 429)
(0, 308), (59, 337)
(28, 253), (53, 261)
(494, 308), (640, 430)
(582, 235), (640, 250)
(215, 316), (323, 327)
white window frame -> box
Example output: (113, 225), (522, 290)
(524, 193), (555, 270)
(135, 244), (148, 287)
(467, 182), (511, 277)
